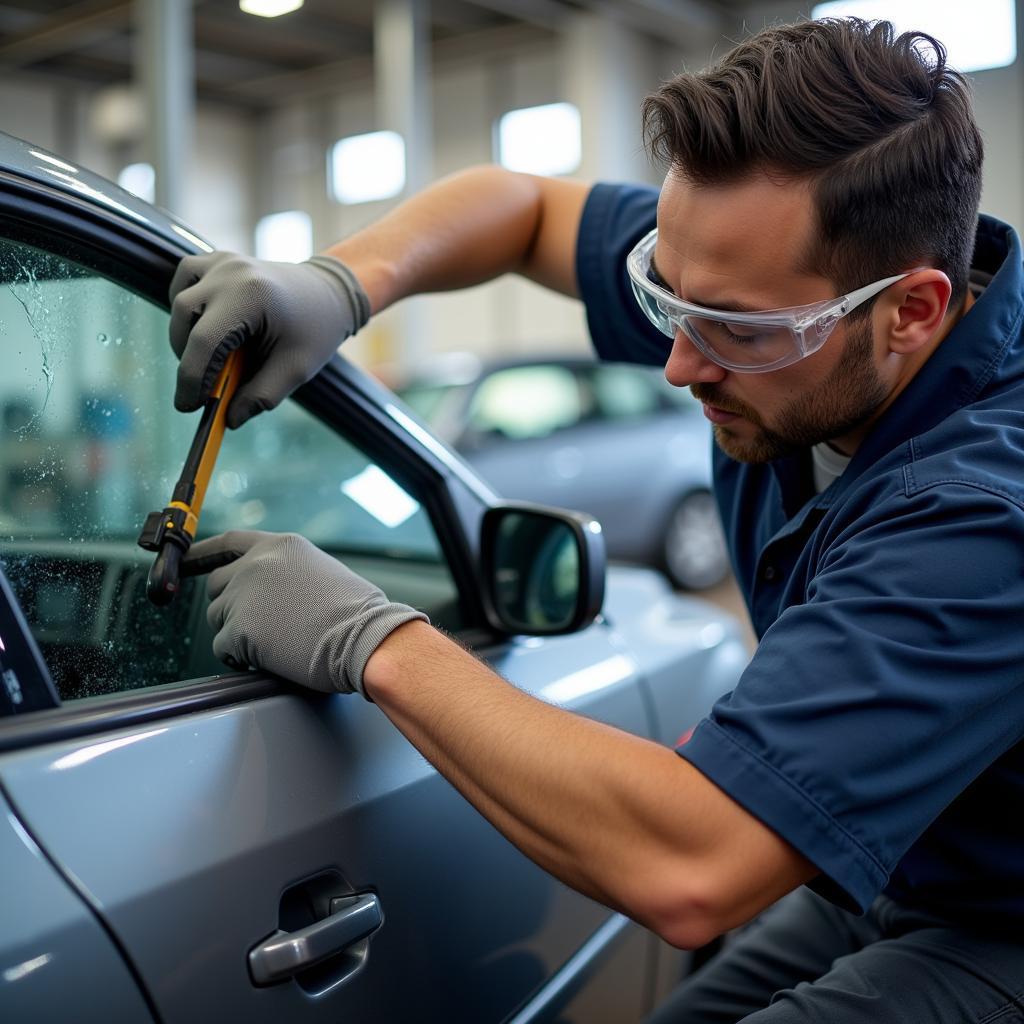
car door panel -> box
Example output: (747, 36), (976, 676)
(0, 621), (651, 1023)
(0, 787), (155, 1022)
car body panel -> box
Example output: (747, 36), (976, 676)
(600, 566), (750, 748)
(0, 787), (155, 1022)
(0, 620), (667, 1022)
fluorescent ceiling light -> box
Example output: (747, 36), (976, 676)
(497, 102), (582, 177)
(812, 0), (1016, 73)
(330, 131), (406, 205)
(255, 209), (313, 262)
(240, 0), (303, 16)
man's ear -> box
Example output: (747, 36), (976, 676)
(884, 270), (953, 355)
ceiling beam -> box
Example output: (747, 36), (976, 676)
(579, 0), (726, 45)
(0, 0), (129, 69)
(221, 20), (552, 104)
(457, 0), (569, 33)
(193, 6), (373, 60)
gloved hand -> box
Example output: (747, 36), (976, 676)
(181, 531), (428, 697)
(169, 252), (370, 428)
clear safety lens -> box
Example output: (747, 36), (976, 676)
(630, 280), (674, 336)
(627, 228), (917, 373)
(681, 314), (797, 368)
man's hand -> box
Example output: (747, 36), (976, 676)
(168, 253), (370, 428)
(181, 531), (427, 696)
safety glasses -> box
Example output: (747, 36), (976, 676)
(626, 228), (916, 373)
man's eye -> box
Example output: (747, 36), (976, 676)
(714, 321), (761, 344)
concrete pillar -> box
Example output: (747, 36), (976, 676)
(373, 0), (433, 368)
(374, 0), (433, 191)
(136, 0), (194, 215)
(562, 11), (660, 185)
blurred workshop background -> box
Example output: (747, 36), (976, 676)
(0, 0), (1019, 626)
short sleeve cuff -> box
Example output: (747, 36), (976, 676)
(576, 183), (672, 367)
(679, 718), (889, 914)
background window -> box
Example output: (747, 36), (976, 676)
(254, 210), (313, 262)
(812, 0), (1017, 73)
(0, 236), (459, 701)
(495, 103), (582, 177)
(117, 162), (156, 202)
(329, 131), (406, 204)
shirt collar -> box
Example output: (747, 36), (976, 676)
(819, 214), (1024, 504)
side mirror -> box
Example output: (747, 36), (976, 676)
(480, 503), (605, 636)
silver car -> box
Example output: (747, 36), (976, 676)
(398, 356), (731, 590)
(0, 133), (749, 1023)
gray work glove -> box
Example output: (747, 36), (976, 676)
(181, 531), (428, 697)
(169, 252), (370, 428)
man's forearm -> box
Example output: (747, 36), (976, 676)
(322, 166), (588, 313)
(363, 620), (816, 949)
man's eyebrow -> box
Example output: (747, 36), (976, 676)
(648, 254), (762, 314)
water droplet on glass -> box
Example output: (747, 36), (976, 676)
(97, 332), (109, 345)
(115, 337), (123, 346)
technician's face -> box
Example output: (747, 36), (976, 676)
(655, 171), (890, 462)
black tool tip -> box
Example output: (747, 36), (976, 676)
(146, 545), (183, 606)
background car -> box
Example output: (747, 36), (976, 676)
(0, 133), (749, 1024)
(396, 354), (731, 591)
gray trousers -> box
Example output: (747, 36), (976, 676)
(645, 887), (1024, 1023)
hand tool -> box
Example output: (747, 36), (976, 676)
(138, 350), (243, 605)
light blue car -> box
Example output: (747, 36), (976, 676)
(398, 356), (730, 590)
(0, 133), (749, 1023)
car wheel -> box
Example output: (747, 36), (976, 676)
(661, 490), (729, 590)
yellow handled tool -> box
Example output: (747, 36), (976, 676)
(138, 350), (244, 605)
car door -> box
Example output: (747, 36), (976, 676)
(0, 158), (657, 1022)
(0, 569), (155, 1021)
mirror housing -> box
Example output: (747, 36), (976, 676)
(480, 503), (605, 636)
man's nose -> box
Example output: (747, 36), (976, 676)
(664, 328), (728, 388)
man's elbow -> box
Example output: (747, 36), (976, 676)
(623, 872), (732, 951)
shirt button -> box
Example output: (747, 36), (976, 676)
(762, 565), (778, 582)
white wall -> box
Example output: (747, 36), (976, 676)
(0, 77), (255, 255)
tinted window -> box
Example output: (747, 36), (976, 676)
(0, 236), (459, 701)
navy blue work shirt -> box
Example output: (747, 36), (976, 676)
(577, 182), (1024, 926)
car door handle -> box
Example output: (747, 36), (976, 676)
(248, 892), (383, 986)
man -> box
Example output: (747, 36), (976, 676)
(173, 18), (1024, 1022)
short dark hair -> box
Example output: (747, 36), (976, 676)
(642, 18), (983, 310)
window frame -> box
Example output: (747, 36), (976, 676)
(0, 162), (500, 749)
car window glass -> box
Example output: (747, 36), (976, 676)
(0, 236), (460, 702)
(395, 381), (470, 444)
(590, 365), (661, 420)
(468, 366), (582, 440)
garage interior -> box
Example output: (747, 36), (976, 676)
(0, 4), (1023, 1020)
